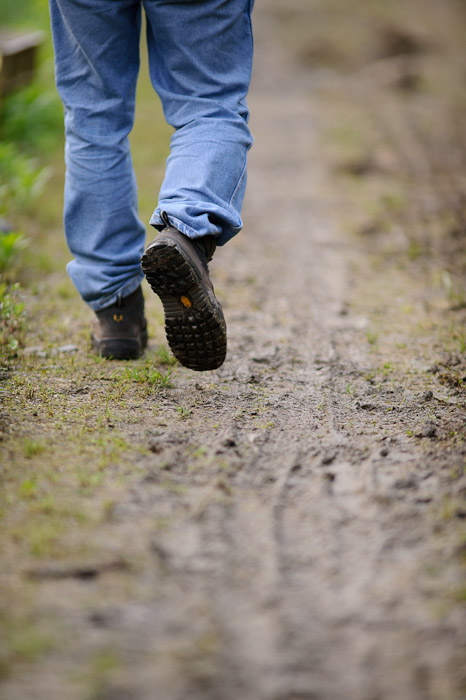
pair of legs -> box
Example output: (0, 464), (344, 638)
(49, 0), (254, 312)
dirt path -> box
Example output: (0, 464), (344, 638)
(1, 1), (466, 699)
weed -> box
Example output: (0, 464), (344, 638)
(176, 405), (192, 420)
(0, 282), (26, 359)
(124, 365), (173, 388)
(456, 330), (466, 355)
(77, 471), (104, 489)
(382, 361), (394, 376)
(191, 446), (208, 459)
(155, 344), (178, 366)
(18, 478), (38, 498)
(366, 330), (379, 346)
(22, 439), (46, 458)
(0, 232), (29, 278)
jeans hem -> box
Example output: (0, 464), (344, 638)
(86, 274), (144, 312)
(150, 212), (208, 240)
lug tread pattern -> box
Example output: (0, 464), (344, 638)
(141, 242), (226, 371)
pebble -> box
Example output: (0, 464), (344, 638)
(58, 344), (78, 354)
(416, 421), (437, 438)
(23, 346), (44, 355)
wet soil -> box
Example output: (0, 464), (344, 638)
(1, 0), (466, 698)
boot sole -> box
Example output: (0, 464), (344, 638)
(141, 241), (226, 371)
(91, 333), (148, 360)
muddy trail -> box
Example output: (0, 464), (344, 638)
(1, 0), (466, 699)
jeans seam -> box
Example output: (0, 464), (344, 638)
(229, 158), (247, 208)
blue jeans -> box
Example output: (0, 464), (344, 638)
(49, 0), (254, 310)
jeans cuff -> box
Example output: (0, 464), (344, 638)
(88, 274), (144, 312)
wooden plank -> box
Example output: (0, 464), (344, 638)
(0, 28), (45, 96)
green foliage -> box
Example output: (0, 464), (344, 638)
(155, 344), (178, 366)
(0, 143), (50, 214)
(22, 440), (46, 458)
(1, 83), (63, 153)
(176, 405), (192, 419)
(0, 0), (51, 30)
(0, 232), (29, 279)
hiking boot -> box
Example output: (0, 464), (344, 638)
(141, 217), (227, 371)
(91, 286), (148, 360)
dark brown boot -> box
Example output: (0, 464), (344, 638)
(91, 286), (148, 360)
(141, 217), (226, 371)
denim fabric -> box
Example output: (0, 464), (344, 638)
(49, 0), (254, 310)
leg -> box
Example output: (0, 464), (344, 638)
(140, 0), (254, 370)
(49, 0), (145, 310)
(143, 0), (254, 246)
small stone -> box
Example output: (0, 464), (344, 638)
(58, 344), (78, 354)
(416, 421), (437, 438)
(321, 451), (336, 465)
(23, 346), (43, 355)
(250, 346), (277, 363)
(148, 439), (164, 454)
(393, 477), (417, 490)
(380, 447), (389, 457)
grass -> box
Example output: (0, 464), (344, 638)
(0, 614), (55, 679)
(124, 364), (173, 388)
(22, 439), (46, 458)
(0, 282), (26, 360)
(176, 405), (192, 420)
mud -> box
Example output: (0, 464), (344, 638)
(1, 0), (466, 698)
